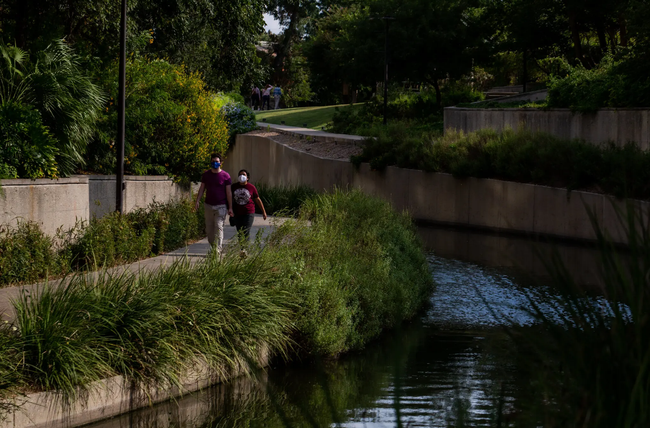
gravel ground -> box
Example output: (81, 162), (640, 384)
(247, 130), (363, 160)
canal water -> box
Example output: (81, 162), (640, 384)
(88, 226), (605, 428)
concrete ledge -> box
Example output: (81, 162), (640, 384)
(231, 134), (644, 244)
(255, 122), (365, 145)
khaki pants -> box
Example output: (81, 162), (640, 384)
(204, 204), (227, 252)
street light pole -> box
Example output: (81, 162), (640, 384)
(115, 0), (127, 213)
(380, 17), (395, 126)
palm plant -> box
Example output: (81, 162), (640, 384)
(0, 39), (106, 176)
(0, 43), (31, 105)
(28, 39), (107, 175)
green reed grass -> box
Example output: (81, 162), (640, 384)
(507, 201), (650, 427)
(255, 183), (318, 217)
(8, 252), (293, 401)
(267, 188), (433, 355)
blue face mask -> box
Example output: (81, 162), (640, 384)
(211, 161), (221, 169)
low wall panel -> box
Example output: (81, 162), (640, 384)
(233, 134), (643, 244)
(444, 107), (650, 147)
(0, 177), (89, 236)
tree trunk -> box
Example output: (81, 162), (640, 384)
(426, 75), (442, 108)
(272, 5), (300, 83)
(619, 14), (628, 47)
(596, 20), (608, 54)
(568, 9), (584, 64)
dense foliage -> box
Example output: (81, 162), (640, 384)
(87, 59), (229, 183)
(0, 190), (431, 403)
(219, 102), (257, 142)
(0, 198), (204, 286)
(351, 127), (650, 200)
(0, 41), (105, 178)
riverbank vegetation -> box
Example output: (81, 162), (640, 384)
(351, 127), (650, 200)
(0, 198), (204, 287)
(505, 204), (650, 427)
(0, 190), (432, 407)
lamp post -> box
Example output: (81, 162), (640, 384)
(115, 0), (127, 213)
(379, 17), (395, 125)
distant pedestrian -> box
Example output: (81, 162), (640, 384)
(261, 84), (272, 110)
(250, 85), (261, 110)
(273, 85), (282, 109)
(194, 153), (234, 256)
(231, 169), (267, 244)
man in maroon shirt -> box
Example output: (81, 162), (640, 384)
(194, 153), (234, 254)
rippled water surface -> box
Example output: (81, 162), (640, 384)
(89, 226), (602, 428)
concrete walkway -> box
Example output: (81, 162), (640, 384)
(256, 122), (364, 144)
(0, 214), (276, 323)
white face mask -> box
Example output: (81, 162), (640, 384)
(239, 175), (247, 183)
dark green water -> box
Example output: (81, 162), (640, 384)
(88, 226), (603, 428)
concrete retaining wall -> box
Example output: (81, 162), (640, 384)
(1, 176), (190, 235)
(229, 134), (646, 244)
(1, 348), (268, 428)
(444, 107), (650, 148)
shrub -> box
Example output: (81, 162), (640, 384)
(219, 102), (257, 141)
(0, 221), (58, 285)
(547, 53), (650, 110)
(0, 198), (204, 287)
(265, 189), (432, 355)
(88, 59), (229, 183)
(352, 127), (650, 200)
(0, 101), (59, 179)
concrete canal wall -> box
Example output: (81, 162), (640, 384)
(444, 107), (650, 149)
(229, 133), (647, 244)
(0, 176), (189, 236)
(1, 349), (268, 428)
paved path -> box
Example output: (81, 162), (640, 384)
(256, 122), (364, 143)
(0, 214), (276, 323)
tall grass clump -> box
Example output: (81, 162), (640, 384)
(9, 253), (293, 400)
(255, 183), (318, 217)
(507, 203), (650, 427)
(265, 189), (433, 355)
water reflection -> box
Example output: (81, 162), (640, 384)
(88, 226), (605, 428)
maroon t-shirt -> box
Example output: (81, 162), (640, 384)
(201, 170), (231, 205)
(231, 183), (259, 215)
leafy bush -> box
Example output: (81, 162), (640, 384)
(266, 189), (432, 355)
(352, 127), (650, 200)
(88, 59), (229, 183)
(0, 221), (58, 285)
(547, 53), (650, 111)
(0, 101), (59, 178)
(0, 198), (204, 287)
(219, 102), (257, 141)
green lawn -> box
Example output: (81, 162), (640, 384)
(255, 104), (356, 130)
